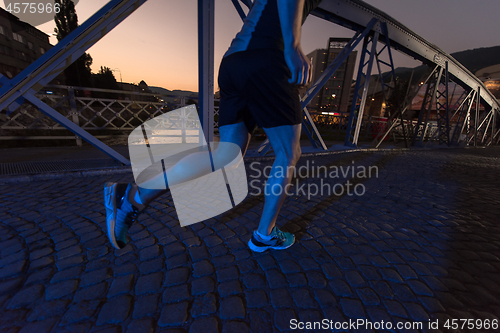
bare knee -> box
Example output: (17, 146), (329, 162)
(291, 146), (301, 165)
(276, 144), (301, 166)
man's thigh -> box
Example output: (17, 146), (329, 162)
(218, 49), (302, 130)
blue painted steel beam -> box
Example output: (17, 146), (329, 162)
(231, 0), (247, 20)
(198, 0), (215, 144)
(241, 0), (253, 9)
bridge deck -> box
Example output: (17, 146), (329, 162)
(0, 147), (498, 331)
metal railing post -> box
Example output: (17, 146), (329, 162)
(475, 86), (480, 147)
(68, 87), (82, 147)
(491, 109), (496, 146)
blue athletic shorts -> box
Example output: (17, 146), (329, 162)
(218, 48), (302, 133)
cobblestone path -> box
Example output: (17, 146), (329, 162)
(0, 148), (499, 332)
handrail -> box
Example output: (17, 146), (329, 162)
(43, 85), (200, 100)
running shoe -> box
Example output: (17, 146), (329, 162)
(248, 227), (295, 252)
(104, 182), (141, 249)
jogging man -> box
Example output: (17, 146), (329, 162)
(105, 0), (322, 252)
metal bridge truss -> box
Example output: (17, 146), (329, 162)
(1, 0), (499, 165)
(467, 87), (499, 147)
(257, 18), (407, 153)
(412, 66), (445, 147)
(411, 63), (464, 147)
(314, 0), (500, 149)
(408, 64), (498, 148)
(450, 89), (476, 146)
(344, 22), (402, 148)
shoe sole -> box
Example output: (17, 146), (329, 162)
(104, 182), (128, 250)
(247, 235), (295, 252)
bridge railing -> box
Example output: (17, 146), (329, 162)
(0, 85), (203, 146)
(0, 84), (488, 147)
(307, 113), (433, 143)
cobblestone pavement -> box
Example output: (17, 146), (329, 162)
(0, 147), (499, 333)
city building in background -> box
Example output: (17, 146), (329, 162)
(0, 8), (53, 80)
(306, 37), (357, 115)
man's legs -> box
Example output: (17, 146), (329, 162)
(247, 123), (301, 252)
(258, 123), (301, 235)
(137, 122), (301, 236)
(105, 122), (251, 249)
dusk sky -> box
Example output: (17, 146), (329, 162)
(26, 0), (500, 92)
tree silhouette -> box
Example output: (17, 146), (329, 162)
(90, 66), (121, 99)
(92, 66), (119, 90)
(54, 0), (92, 87)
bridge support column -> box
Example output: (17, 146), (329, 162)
(417, 62), (457, 147)
(434, 62), (451, 145)
(198, 0), (215, 144)
(369, 23), (411, 148)
(492, 109), (500, 145)
(415, 62), (457, 147)
(450, 89), (475, 146)
(474, 87), (480, 147)
(411, 66), (442, 147)
(344, 30), (380, 147)
(490, 109), (498, 146)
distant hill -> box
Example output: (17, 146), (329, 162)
(148, 86), (198, 98)
(391, 45), (500, 82)
(451, 46), (500, 74)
